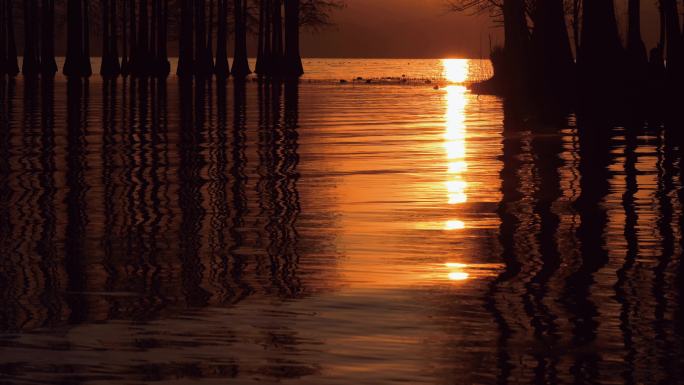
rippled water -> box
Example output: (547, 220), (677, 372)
(1, 59), (684, 384)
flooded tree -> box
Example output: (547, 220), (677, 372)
(284, 0), (304, 77)
(100, 0), (121, 77)
(231, 0), (251, 78)
(22, 0), (41, 76)
(41, 0), (58, 76)
(531, 0), (575, 99)
(156, 0), (171, 76)
(63, 0), (92, 77)
(625, 0), (647, 91)
(215, 0), (230, 77)
(1, 0), (20, 77)
(177, 0), (195, 76)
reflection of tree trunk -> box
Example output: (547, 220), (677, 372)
(22, 0), (41, 76)
(231, 0), (251, 78)
(215, 0), (230, 77)
(284, 0), (303, 77)
(40, 0), (58, 75)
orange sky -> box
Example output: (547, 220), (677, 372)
(300, 0), (662, 59)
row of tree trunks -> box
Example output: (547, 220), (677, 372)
(256, 0), (303, 78)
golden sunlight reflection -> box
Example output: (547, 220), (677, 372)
(442, 59), (469, 83)
(445, 263), (470, 281)
(444, 84), (468, 229)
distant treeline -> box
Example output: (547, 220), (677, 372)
(450, 0), (677, 112)
(0, 0), (343, 78)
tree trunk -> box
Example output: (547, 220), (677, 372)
(1, 0), (6, 75)
(82, 0), (92, 76)
(256, 0), (267, 75)
(4, 1), (19, 76)
(662, 0), (682, 81)
(626, 0), (647, 86)
(158, 0), (170, 76)
(122, 0), (129, 74)
(128, 0), (138, 74)
(40, 0), (57, 76)
(207, 0), (215, 74)
(137, 0), (150, 75)
(101, 0), (121, 77)
(272, 0), (284, 76)
(578, 0), (624, 95)
(177, 0), (194, 76)
(22, 0), (41, 76)
(231, 0), (251, 78)
(531, 0), (575, 98)
(195, 0), (209, 76)
(63, 0), (84, 76)
(215, 0), (230, 77)
(284, 0), (303, 77)
(500, 0), (529, 94)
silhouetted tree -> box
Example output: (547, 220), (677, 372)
(100, 0), (121, 77)
(215, 0), (230, 77)
(63, 0), (92, 77)
(195, 0), (213, 76)
(626, 0), (647, 92)
(577, 0), (623, 99)
(22, 0), (41, 76)
(231, 0), (251, 78)
(177, 0), (194, 76)
(157, 0), (170, 75)
(662, 0), (682, 85)
(40, 0), (58, 76)
(136, 0), (151, 76)
(531, 0), (574, 99)
(284, 0), (303, 77)
(271, 0), (284, 77)
(1, 1), (20, 77)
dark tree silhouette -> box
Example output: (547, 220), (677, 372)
(231, 0), (251, 78)
(177, 0), (195, 76)
(63, 0), (92, 77)
(127, 0), (138, 74)
(271, 0), (284, 77)
(40, 0), (57, 76)
(530, 0), (574, 99)
(284, 0), (304, 78)
(22, 0), (41, 76)
(662, 0), (682, 84)
(157, 0), (171, 75)
(136, 0), (151, 75)
(1, 0), (20, 77)
(100, 0), (121, 77)
(626, 0), (647, 92)
(195, 0), (213, 77)
(215, 0), (230, 77)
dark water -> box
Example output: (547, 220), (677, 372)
(1, 60), (684, 384)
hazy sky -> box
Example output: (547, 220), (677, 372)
(299, 0), (662, 59)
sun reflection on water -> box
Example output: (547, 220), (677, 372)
(444, 84), (468, 228)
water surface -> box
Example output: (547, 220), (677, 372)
(1, 59), (684, 384)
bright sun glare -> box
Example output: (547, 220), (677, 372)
(442, 59), (469, 83)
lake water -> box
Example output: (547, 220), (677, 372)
(1, 58), (683, 384)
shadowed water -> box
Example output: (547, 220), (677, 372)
(1, 59), (684, 384)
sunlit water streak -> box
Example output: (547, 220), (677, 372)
(0, 59), (683, 384)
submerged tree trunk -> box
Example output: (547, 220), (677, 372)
(231, 0), (251, 78)
(271, 0), (284, 77)
(284, 0), (303, 78)
(662, 0), (683, 82)
(101, 0), (121, 77)
(577, 0), (624, 97)
(626, 0), (647, 87)
(157, 0), (170, 76)
(531, 0), (575, 99)
(22, 0), (41, 76)
(2, 1), (20, 76)
(177, 0), (194, 76)
(500, 0), (529, 95)
(64, 0), (91, 77)
(41, 0), (58, 75)
(215, 0), (230, 77)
